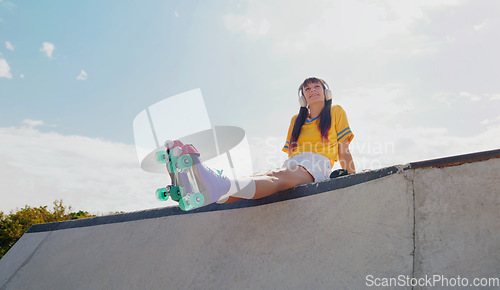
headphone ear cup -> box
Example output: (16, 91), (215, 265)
(299, 94), (307, 107)
(325, 89), (332, 101)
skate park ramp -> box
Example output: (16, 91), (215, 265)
(0, 149), (499, 289)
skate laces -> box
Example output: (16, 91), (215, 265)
(207, 166), (227, 180)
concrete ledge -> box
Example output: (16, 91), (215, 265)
(408, 148), (500, 169)
(1, 149), (499, 289)
(26, 165), (403, 233)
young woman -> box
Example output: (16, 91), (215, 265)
(219, 77), (355, 204)
(164, 77), (355, 209)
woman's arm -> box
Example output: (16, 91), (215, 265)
(338, 140), (356, 174)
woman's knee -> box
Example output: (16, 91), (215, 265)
(274, 166), (313, 190)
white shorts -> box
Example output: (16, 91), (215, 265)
(282, 152), (332, 183)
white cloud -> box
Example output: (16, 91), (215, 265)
(433, 92), (453, 107)
(435, 91), (489, 105)
(174, 11), (179, 18)
(0, 58), (12, 79)
(487, 93), (500, 101)
(22, 119), (45, 128)
(0, 0), (15, 13)
(353, 123), (500, 168)
(20, 73), (24, 78)
(40, 42), (55, 58)
(474, 19), (490, 32)
(481, 116), (500, 125)
(223, 14), (269, 38)
(0, 125), (172, 214)
(5, 41), (14, 51)
(459, 91), (481, 102)
(341, 84), (414, 123)
(223, 0), (466, 53)
(76, 69), (88, 80)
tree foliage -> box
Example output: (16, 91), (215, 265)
(0, 200), (94, 259)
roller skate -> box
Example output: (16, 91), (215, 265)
(155, 140), (231, 211)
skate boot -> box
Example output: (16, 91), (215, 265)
(155, 140), (232, 211)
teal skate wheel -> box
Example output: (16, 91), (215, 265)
(156, 188), (169, 201)
(170, 186), (183, 201)
(177, 155), (193, 170)
(192, 192), (204, 207)
(155, 151), (167, 163)
(179, 196), (193, 211)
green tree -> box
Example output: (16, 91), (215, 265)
(0, 200), (94, 259)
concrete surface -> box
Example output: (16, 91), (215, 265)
(0, 150), (498, 289)
(413, 159), (499, 289)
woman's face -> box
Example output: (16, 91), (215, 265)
(302, 81), (325, 106)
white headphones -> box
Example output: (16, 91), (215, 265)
(298, 78), (332, 107)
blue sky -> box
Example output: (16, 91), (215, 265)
(1, 0), (499, 214)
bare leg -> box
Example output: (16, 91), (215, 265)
(221, 165), (314, 203)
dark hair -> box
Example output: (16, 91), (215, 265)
(289, 77), (332, 153)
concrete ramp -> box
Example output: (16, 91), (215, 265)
(1, 150), (499, 289)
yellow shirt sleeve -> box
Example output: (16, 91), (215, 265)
(282, 115), (297, 154)
(333, 105), (354, 143)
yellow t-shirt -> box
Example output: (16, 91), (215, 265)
(282, 105), (354, 168)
